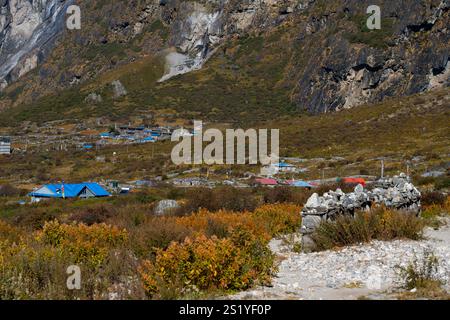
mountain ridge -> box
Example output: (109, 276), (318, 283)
(0, 0), (448, 123)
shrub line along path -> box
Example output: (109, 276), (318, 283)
(228, 218), (450, 300)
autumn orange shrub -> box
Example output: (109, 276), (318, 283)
(174, 204), (301, 239)
(0, 220), (23, 244)
(175, 209), (265, 239)
(36, 220), (128, 268)
(1, 220), (134, 299)
(138, 203), (301, 298)
(130, 216), (192, 257)
(1, 203), (302, 299)
(0, 221), (25, 270)
(139, 231), (274, 299)
(444, 195), (450, 212)
(253, 204), (301, 236)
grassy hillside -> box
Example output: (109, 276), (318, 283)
(0, 88), (448, 185)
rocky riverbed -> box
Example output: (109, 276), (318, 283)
(229, 218), (450, 300)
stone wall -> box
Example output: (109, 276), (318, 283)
(300, 173), (421, 251)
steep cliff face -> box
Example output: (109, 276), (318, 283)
(161, 0), (450, 113)
(292, 0), (450, 112)
(0, 0), (72, 90)
(158, 0), (300, 81)
(0, 0), (448, 121)
(158, 1), (223, 81)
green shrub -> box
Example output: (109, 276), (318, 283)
(344, 15), (395, 49)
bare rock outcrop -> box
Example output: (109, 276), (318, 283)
(0, 0), (73, 87)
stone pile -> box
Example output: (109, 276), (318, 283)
(301, 173), (421, 250)
(369, 173), (422, 212)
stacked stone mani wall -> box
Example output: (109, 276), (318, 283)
(300, 173), (422, 251)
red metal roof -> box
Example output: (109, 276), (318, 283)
(255, 178), (278, 185)
(343, 178), (366, 186)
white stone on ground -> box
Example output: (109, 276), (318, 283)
(228, 219), (450, 300)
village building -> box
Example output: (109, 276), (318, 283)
(172, 177), (208, 187)
(0, 137), (11, 155)
(342, 177), (367, 186)
(260, 161), (297, 176)
(288, 180), (314, 189)
(254, 178), (278, 187)
(29, 183), (110, 202)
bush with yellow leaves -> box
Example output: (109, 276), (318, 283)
(36, 220), (128, 268)
(138, 204), (301, 298)
(0, 220), (133, 299)
(139, 229), (274, 299)
(0, 203), (301, 299)
(174, 203), (301, 239)
(253, 203), (301, 236)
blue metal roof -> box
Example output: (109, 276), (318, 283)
(137, 136), (155, 143)
(29, 183), (110, 198)
(290, 180), (313, 188)
(82, 183), (110, 196)
(277, 162), (294, 167)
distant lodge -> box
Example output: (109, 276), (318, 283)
(253, 177), (368, 189)
(0, 136), (11, 155)
(96, 126), (176, 145)
(254, 178), (314, 189)
(29, 183), (110, 202)
(25, 176), (371, 203)
(260, 161), (305, 176)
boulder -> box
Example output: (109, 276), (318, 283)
(154, 200), (179, 215)
(305, 193), (320, 208)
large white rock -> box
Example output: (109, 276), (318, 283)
(354, 184), (364, 194)
(154, 200), (180, 216)
(305, 193), (320, 208)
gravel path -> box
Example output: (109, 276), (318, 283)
(229, 219), (450, 300)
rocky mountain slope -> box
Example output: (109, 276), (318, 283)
(0, 0), (448, 123)
(0, 0), (73, 90)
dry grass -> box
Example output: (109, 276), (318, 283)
(396, 251), (450, 300)
(310, 207), (424, 251)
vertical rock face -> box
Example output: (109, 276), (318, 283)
(293, 0), (450, 113)
(0, 0), (72, 89)
(159, 1), (224, 81)
(158, 0), (300, 81)
(158, 0), (449, 110)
